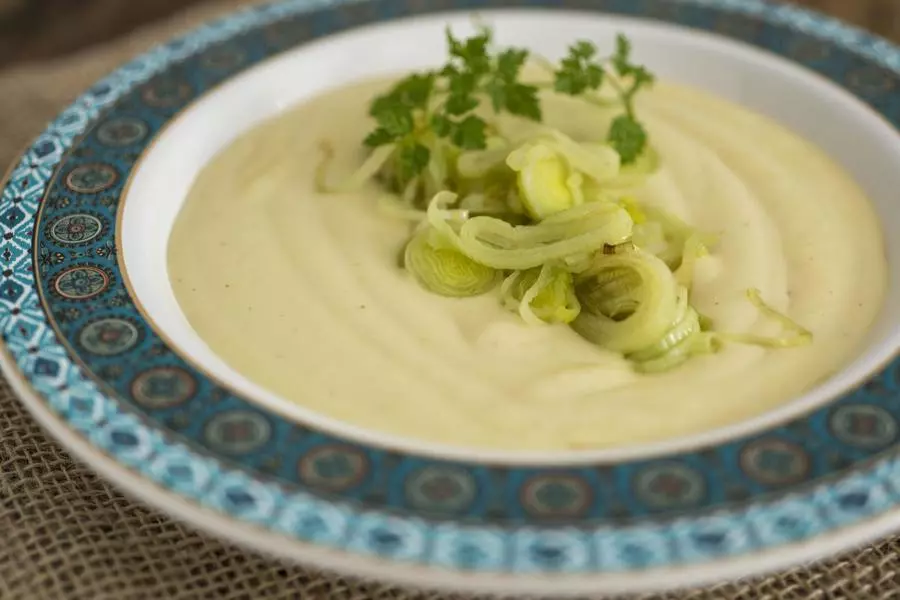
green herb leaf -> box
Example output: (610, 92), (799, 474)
(363, 127), (395, 148)
(554, 40), (605, 96)
(501, 82), (541, 120)
(395, 73), (437, 107)
(612, 33), (632, 75)
(430, 114), (454, 138)
(610, 33), (654, 105)
(553, 34), (654, 161)
(486, 48), (541, 121)
(369, 73), (435, 116)
(496, 48), (529, 80)
(444, 76), (480, 115)
(397, 142), (431, 181)
(446, 26), (493, 77)
(451, 115), (488, 150)
(362, 27), (655, 183)
(373, 105), (415, 138)
(607, 115), (647, 165)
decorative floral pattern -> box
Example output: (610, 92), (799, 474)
(51, 265), (110, 300)
(204, 410), (273, 455)
(298, 444), (369, 491)
(740, 439), (812, 486)
(130, 367), (196, 409)
(831, 404), (898, 449)
(64, 163), (118, 194)
(78, 317), (141, 356)
(633, 463), (707, 510)
(521, 474), (593, 518)
(140, 79), (194, 108)
(47, 213), (105, 245)
(404, 466), (478, 514)
(2, 0), (900, 578)
(96, 117), (150, 147)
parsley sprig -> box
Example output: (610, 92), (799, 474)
(365, 27), (540, 185)
(554, 34), (655, 164)
(363, 27), (655, 185)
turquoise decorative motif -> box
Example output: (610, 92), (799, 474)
(47, 213), (105, 245)
(64, 164), (118, 194)
(4, 0), (900, 574)
(52, 265), (111, 300)
(96, 117), (150, 147)
(78, 317), (141, 356)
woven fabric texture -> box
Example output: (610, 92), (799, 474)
(1, 1), (900, 598)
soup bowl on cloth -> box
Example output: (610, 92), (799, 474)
(4, 0), (900, 596)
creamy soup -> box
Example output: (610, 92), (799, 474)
(167, 77), (886, 451)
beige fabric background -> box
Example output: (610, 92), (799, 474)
(1, 1), (900, 598)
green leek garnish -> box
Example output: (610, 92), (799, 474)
(715, 289), (813, 349)
(426, 192), (633, 271)
(314, 25), (814, 374)
(506, 143), (580, 220)
(501, 264), (581, 325)
(572, 249), (682, 354)
(404, 227), (500, 297)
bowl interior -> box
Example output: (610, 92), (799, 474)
(120, 9), (900, 462)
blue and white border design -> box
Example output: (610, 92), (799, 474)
(4, 0), (900, 579)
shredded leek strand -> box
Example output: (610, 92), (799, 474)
(674, 234), (710, 289)
(316, 142), (396, 193)
(427, 192), (633, 271)
(457, 147), (511, 179)
(545, 132), (621, 183)
(715, 288), (813, 348)
(519, 264), (557, 325)
(377, 194), (426, 221)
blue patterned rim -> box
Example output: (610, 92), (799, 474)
(4, 0), (900, 577)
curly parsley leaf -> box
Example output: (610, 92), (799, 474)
(363, 127), (396, 148)
(610, 33), (655, 109)
(554, 41), (605, 95)
(451, 115), (489, 149)
(365, 74), (436, 149)
(612, 34), (632, 75)
(444, 71), (481, 116)
(446, 26), (493, 78)
(363, 104), (414, 148)
(363, 27), (654, 178)
(607, 115), (647, 164)
(397, 141), (431, 181)
(554, 34), (655, 164)
(486, 48), (541, 120)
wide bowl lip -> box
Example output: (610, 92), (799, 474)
(5, 0), (900, 595)
(9, 346), (900, 598)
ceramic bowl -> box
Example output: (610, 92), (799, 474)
(5, 0), (900, 595)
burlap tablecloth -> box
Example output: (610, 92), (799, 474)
(2, 1), (900, 598)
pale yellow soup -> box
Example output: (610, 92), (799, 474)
(167, 77), (886, 451)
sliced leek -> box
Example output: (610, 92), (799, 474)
(572, 249), (682, 354)
(426, 191), (633, 271)
(501, 265), (581, 325)
(404, 227), (501, 297)
(507, 142), (580, 220)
